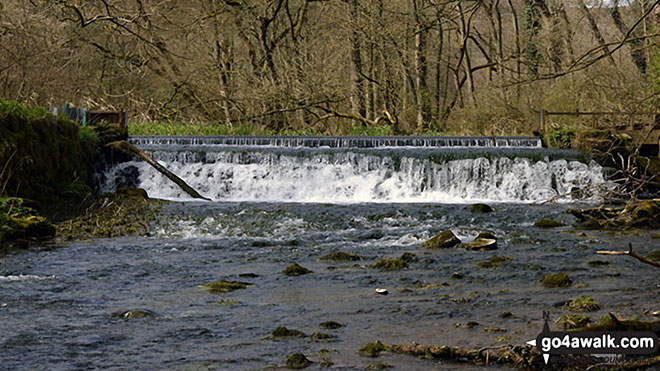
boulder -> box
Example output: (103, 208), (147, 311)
(283, 263), (313, 276)
(534, 218), (564, 228)
(465, 238), (497, 251)
(422, 230), (461, 249)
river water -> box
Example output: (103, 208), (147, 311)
(1, 136), (658, 370)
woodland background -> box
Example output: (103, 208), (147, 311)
(2, 0), (660, 135)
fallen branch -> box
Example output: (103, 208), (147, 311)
(106, 140), (211, 201)
(597, 243), (660, 268)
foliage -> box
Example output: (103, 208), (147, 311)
(543, 129), (576, 149)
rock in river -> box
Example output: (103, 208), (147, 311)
(422, 230), (461, 249)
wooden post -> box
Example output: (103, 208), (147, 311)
(539, 109), (547, 133)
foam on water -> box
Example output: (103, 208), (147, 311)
(107, 153), (604, 204)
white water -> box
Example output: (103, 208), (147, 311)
(106, 148), (607, 203)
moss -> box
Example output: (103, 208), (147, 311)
(283, 263), (313, 276)
(286, 353), (311, 369)
(498, 311), (513, 319)
(466, 203), (493, 213)
(399, 252), (416, 262)
(372, 258), (407, 270)
(586, 259), (611, 266)
(364, 362), (393, 370)
(272, 326), (305, 338)
(483, 327), (507, 333)
(422, 230), (460, 249)
(217, 299), (241, 306)
(319, 251), (362, 262)
(116, 187), (149, 199)
(541, 272), (572, 288)
(311, 332), (335, 341)
(359, 341), (386, 358)
(320, 321), (342, 329)
(476, 255), (513, 269)
(567, 296), (600, 312)
(645, 250), (660, 262)
(455, 321), (480, 328)
(534, 218), (564, 228)
(555, 314), (591, 329)
(55, 191), (164, 241)
(198, 280), (251, 293)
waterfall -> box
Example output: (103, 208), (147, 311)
(104, 136), (606, 203)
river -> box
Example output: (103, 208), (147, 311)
(1, 136), (658, 370)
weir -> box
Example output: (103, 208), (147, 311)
(106, 136), (607, 203)
(129, 135), (542, 148)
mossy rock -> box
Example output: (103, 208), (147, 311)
(645, 250), (660, 261)
(534, 218), (564, 228)
(567, 296), (600, 312)
(198, 280), (251, 293)
(465, 237), (498, 251)
(372, 258), (407, 270)
(541, 272), (572, 288)
(286, 353), (311, 369)
(575, 217), (604, 230)
(272, 326), (305, 338)
(116, 187), (149, 199)
(628, 200), (660, 220)
(364, 362), (393, 370)
(311, 332), (335, 341)
(555, 314), (591, 329)
(455, 321), (480, 328)
(422, 230), (461, 249)
(320, 321), (342, 329)
(499, 311), (513, 319)
(476, 255), (513, 269)
(476, 230), (497, 240)
(319, 251), (362, 262)
(283, 263), (313, 276)
(359, 341), (386, 357)
(467, 203), (493, 213)
(6, 214), (56, 240)
(399, 252), (416, 262)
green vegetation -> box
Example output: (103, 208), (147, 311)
(534, 218), (564, 228)
(282, 263), (313, 276)
(319, 251), (363, 262)
(285, 353), (312, 369)
(198, 280), (251, 293)
(272, 326), (305, 338)
(372, 258), (408, 270)
(0, 100), (98, 207)
(555, 314), (591, 329)
(567, 296), (601, 312)
(359, 341), (386, 358)
(541, 272), (572, 288)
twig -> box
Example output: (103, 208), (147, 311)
(597, 243), (660, 268)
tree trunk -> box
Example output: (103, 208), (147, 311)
(348, 0), (366, 120)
